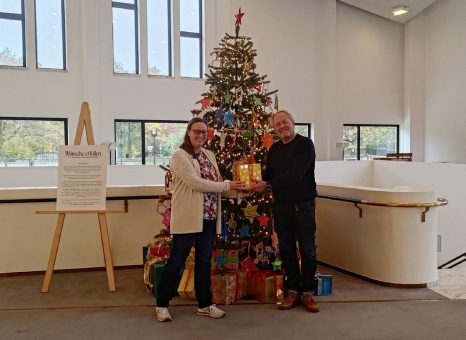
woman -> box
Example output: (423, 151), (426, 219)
(156, 117), (243, 322)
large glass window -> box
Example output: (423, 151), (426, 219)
(0, 0), (25, 67)
(35, 0), (66, 70)
(115, 120), (188, 165)
(147, 0), (171, 76)
(112, 0), (139, 74)
(0, 118), (68, 167)
(343, 124), (399, 161)
(179, 0), (202, 78)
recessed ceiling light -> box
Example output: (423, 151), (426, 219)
(392, 5), (409, 16)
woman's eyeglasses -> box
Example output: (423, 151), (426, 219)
(191, 129), (208, 136)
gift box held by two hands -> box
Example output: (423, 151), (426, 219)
(233, 163), (262, 190)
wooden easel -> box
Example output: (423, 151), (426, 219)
(36, 102), (126, 293)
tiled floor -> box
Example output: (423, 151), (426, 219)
(430, 266), (466, 299)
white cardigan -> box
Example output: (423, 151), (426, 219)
(169, 148), (232, 234)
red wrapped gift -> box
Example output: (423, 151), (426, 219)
(250, 271), (284, 303)
(211, 273), (237, 305)
(239, 255), (259, 280)
(225, 270), (247, 300)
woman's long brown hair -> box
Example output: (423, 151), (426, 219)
(179, 117), (208, 157)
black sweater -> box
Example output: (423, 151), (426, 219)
(263, 134), (317, 204)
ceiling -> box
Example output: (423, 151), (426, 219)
(338, 0), (438, 24)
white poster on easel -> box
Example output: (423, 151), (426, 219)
(56, 145), (107, 211)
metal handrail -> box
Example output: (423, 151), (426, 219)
(438, 252), (466, 269)
(318, 195), (448, 222)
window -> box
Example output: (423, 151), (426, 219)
(115, 120), (188, 165)
(0, 118), (68, 167)
(343, 124), (399, 161)
(295, 123), (311, 138)
(0, 0), (26, 67)
(179, 0), (202, 78)
(112, 0), (139, 74)
(147, 0), (171, 76)
(35, 0), (66, 70)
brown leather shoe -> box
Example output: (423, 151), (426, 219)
(302, 293), (319, 313)
(277, 290), (300, 310)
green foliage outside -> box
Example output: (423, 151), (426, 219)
(343, 126), (397, 160)
(0, 120), (65, 164)
(0, 47), (22, 66)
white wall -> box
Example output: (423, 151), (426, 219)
(336, 3), (405, 134)
(406, 0), (466, 163)
(0, 0), (407, 162)
(317, 160), (466, 266)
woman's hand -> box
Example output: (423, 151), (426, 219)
(228, 180), (245, 192)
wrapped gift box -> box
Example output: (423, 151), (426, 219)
(233, 163), (262, 190)
(143, 261), (165, 297)
(225, 270), (247, 300)
(185, 247), (195, 270)
(178, 269), (196, 300)
(313, 273), (333, 296)
(211, 249), (238, 274)
(250, 271), (284, 303)
(211, 273), (237, 305)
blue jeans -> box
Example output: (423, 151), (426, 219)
(273, 200), (317, 292)
(156, 219), (216, 308)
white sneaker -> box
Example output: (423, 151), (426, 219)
(197, 304), (226, 319)
(156, 307), (172, 322)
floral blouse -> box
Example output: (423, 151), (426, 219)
(197, 151), (219, 220)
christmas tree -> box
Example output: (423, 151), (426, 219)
(191, 8), (279, 266)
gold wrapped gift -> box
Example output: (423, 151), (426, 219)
(177, 269), (196, 300)
(233, 163), (262, 190)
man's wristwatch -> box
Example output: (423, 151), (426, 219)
(265, 182), (272, 191)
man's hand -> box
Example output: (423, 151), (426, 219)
(249, 180), (267, 193)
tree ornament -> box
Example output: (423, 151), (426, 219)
(253, 95), (262, 106)
(242, 203), (259, 223)
(239, 223), (250, 237)
(255, 84), (262, 92)
(224, 92), (232, 104)
(215, 109), (225, 124)
(221, 223), (229, 239)
(271, 231), (279, 247)
(199, 97), (212, 109)
(257, 213), (270, 227)
(243, 130), (254, 138)
(162, 209), (171, 227)
(227, 213), (237, 229)
(234, 8), (245, 37)
(272, 258), (282, 271)
(207, 127), (215, 142)
(262, 133), (273, 150)
(219, 130), (226, 149)
(223, 109), (235, 127)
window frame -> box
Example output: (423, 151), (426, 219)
(34, 0), (67, 70)
(0, 116), (69, 166)
(114, 119), (188, 165)
(0, 0), (26, 68)
(179, 0), (203, 78)
(295, 123), (311, 138)
(343, 123), (400, 161)
(111, 0), (140, 75)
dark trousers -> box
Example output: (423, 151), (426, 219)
(156, 219), (216, 308)
(273, 200), (317, 293)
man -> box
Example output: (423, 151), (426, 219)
(251, 110), (319, 313)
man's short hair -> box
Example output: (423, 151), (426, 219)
(272, 110), (295, 124)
